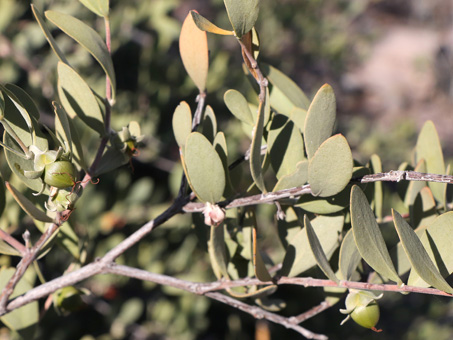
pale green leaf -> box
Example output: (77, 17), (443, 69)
(31, 5), (69, 65)
(273, 160), (308, 192)
(393, 210), (453, 293)
(305, 215), (339, 283)
(261, 63), (310, 110)
(224, 89), (254, 126)
(308, 134), (353, 197)
(57, 62), (105, 136)
(268, 114), (305, 179)
(338, 228), (361, 280)
(350, 185), (401, 284)
(223, 0), (260, 38)
(5, 182), (54, 223)
(94, 146), (129, 176)
(0, 268), (38, 336)
(208, 224), (229, 279)
(411, 187), (437, 229)
(184, 132), (225, 202)
(304, 84), (336, 159)
(201, 105), (217, 143)
(0, 239), (21, 256)
(249, 88), (269, 193)
(370, 154), (383, 221)
(214, 132), (234, 198)
(191, 10), (234, 35)
(46, 10), (116, 99)
(415, 121), (446, 206)
(280, 214), (344, 277)
(79, 0), (109, 17)
(53, 102), (72, 155)
(172, 101), (192, 148)
(180, 11), (209, 92)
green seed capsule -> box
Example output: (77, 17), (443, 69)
(351, 301), (380, 329)
(44, 161), (77, 188)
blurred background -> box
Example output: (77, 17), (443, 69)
(1, 0), (453, 339)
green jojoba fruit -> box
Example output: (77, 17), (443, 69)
(44, 161), (77, 188)
(54, 286), (85, 313)
(350, 301), (380, 329)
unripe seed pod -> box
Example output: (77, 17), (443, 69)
(350, 301), (380, 329)
(44, 161), (77, 188)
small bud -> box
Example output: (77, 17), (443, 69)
(202, 202), (225, 226)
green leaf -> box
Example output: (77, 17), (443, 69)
(183, 132), (225, 203)
(273, 160), (308, 192)
(223, 0), (260, 38)
(208, 224), (229, 279)
(261, 63), (310, 110)
(255, 297), (286, 312)
(53, 102), (73, 155)
(404, 159), (426, 207)
(190, 10), (234, 36)
(31, 5), (69, 65)
(415, 121), (446, 206)
(57, 62), (105, 136)
(408, 212), (453, 288)
(67, 117), (88, 171)
(350, 185), (401, 284)
(411, 187), (437, 229)
(289, 107), (307, 134)
(0, 90), (4, 117)
(79, 0), (109, 17)
(339, 228), (361, 280)
(4, 84), (39, 120)
(268, 114), (305, 179)
(214, 132), (234, 198)
(279, 214), (344, 277)
(46, 10), (116, 99)
(0, 239), (21, 256)
(392, 210), (453, 293)
(0, 176), (6, 218)
(224, 89), (254, 126)
(250, 211), (272, 282)
(305, 215), (339, 283)
(370, 154), (383, 221)
(201, 105), (217, 143)
(94, 146), (129, 176)
(249, 88), (269, 193)
(304, 84), (336, 159)
(172, 101), (192, 148)
(180, 11), (209, 92)
(5, 182), (54, 223)
(0, 268), (38, 337)
(308, 134), (353, 197)
(57, 221), (80, 259)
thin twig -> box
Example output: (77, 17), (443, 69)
(289, 301), (333, 324)
(0, 229), (25, 255)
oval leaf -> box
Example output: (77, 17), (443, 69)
(79, 0), (109, 17)
(208, 224), (229, 279)
(224, 89), (254, 125)
(350, 185), (401, 284)
(46, 10), (116, 99)
(190, 11), (233, 35)
(279, 214), (344, 277)
(223, 0), (260, 38)
(304, 84), (336, 159)
(305, 215), (339, 283)
(57, 62), (105, 135)
(339, 228), (361, 281)
(53, 102), (72, 155)
(184, 132), (225, 203)
(415, 121), (446, 207)
(172, 101), (192, 148)
(273, 160), (308, 192)
(5, 182), (54, 223)
(392, 210), (453, 293)
(261, 63), (310, 110)
(180, 11), (209, 92)
(308, 134), (353, 197)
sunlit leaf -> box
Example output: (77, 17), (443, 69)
(79, 0), (109, 17)
(261, 63), (310, 110)
(224, 89), (254, 126)
(305, 215), (339, 283)
(0, 239), (21, 256)
(5, 182), (54, 223)
(370, 154), (383, 221)
(304, 84), (336, 159)
(268, 114), (305, 179)
(57, 62), (105, 136)
(350, 185), (401, 284)
(184, 132), (225, 203)
(223, 0), (260, 38)
(180, 11), (209, 92)
(172, 101), (192, 148)
(308, 134), (353, 197)
(190, 10), (233, 35)
(53, 102), (72, 155)
(46, 10), (116, 99)
(273, 160), (308, 192)
(411, 187), (437, 229)
(393, 210), (453, 293)
(280, 214), (344, 277)
(415, 121), (446, 206)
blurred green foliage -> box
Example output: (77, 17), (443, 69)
(0, 0), (452, 339)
